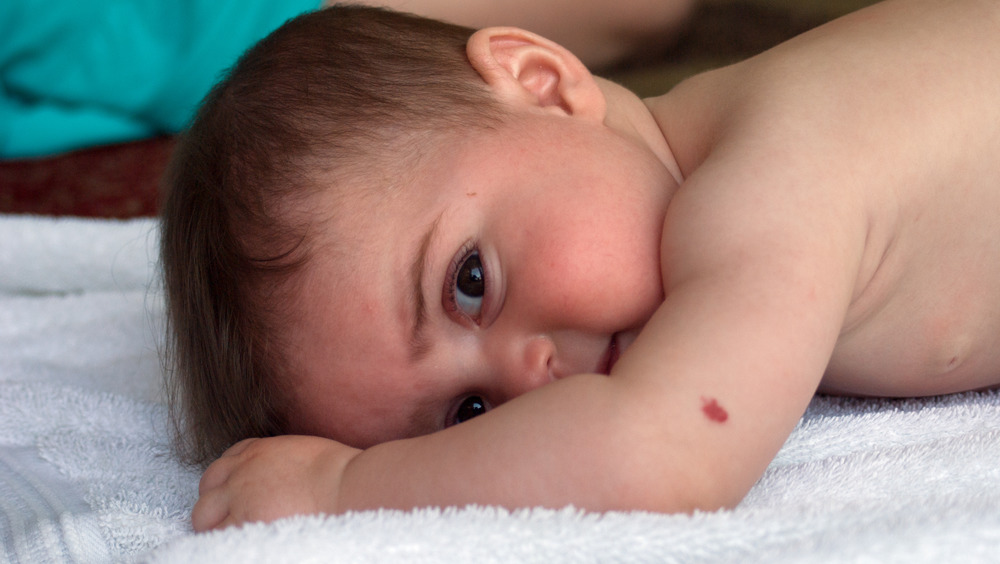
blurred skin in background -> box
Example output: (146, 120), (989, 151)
(0, 0), (693, 159)
(356, 0), (696, 68)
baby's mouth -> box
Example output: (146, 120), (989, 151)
(600, 335), (621, 376)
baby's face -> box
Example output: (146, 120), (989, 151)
(283, 110), (679, 448)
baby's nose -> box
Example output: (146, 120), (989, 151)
(502, 336), (555, 399)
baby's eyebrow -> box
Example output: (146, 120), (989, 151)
(408, 213), (442, 362)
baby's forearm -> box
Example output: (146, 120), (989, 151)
(336, 372), (744, 514)
(337, 374), (664, 512)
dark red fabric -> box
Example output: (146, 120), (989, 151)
(0, 3), (837, 220)
(0, 137), (175, 218)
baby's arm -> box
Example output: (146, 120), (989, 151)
(193, 113), (864, 526)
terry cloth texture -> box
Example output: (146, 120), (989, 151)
(1, 214), (1000, 563)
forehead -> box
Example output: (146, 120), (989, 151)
(280, 157), (450, 446)
(282, 241), (420, 445)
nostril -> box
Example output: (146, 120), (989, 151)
(523, 336), (556, 387)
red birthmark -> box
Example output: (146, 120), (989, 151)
(701, 397), (728, 423)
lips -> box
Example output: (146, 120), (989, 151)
(600, 335), (621, 376)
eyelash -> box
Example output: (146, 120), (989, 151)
(444, 241), (486, 323)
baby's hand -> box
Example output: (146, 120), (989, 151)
(191, 435), (361, 531)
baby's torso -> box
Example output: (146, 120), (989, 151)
(652, 0), (1000, 398)
(819, 8), (1000, 396)
(822, 162), (1000, 396)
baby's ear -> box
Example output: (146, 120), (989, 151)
(467, 27), (606, 122)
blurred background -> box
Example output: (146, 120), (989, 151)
(0, 0), (877, 219)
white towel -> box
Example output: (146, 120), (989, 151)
(1, 214), (999, 564)
(0, 215), (158, 296)
(144, 392), (1000, 564)
(1, 215), (197, 563)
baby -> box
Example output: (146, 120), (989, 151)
(159, 0), (1000, 530)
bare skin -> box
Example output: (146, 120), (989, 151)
(342, 0), (695, 67)
(193, 0), (1000, 530)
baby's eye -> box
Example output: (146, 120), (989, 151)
(450, 395), (489, 426)
(452, 251), (485, 321)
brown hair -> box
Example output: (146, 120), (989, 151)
(160, 4), (502, 465)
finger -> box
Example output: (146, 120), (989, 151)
(220, 437), (259, 458)
(199, 454), (241, 495)
(200, 438), (263, 495)
(191, 491), (230, 532)
(214, 514), (248, 531)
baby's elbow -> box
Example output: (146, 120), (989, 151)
(607, 462), (744, 515)
(595, 417), (752, 514)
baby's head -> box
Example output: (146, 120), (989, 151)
(162, 5), (676, 464)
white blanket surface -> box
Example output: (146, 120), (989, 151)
(1, 214), (998, 563)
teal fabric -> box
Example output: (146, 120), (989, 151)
(1, 0), (320, 158)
